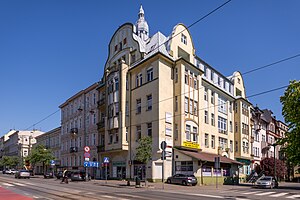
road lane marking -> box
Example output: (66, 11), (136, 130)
(255, 191), (276, 196)
(25, 182), (36, 186)
(14, 183), (26, 186)
(242, 191), (258, 195)
(101, 195), (116, 199)
(270, 192), (288, 197)
(162, 190), (223, 199)
(2, 183), (14, 187)
(287, 195), (300, 199)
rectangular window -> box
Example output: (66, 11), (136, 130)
(194, 101), (198, 116)
(235, 141), (238, 152)
(115, 103), (119, 116)
(211, 113), (215, 126)
(93, 113), (96, 124)
(194, 76), (197, 89)
(185, 69), (188, 84)
(136, 99), (141, 114)
(218, 96), (227, 114)
(147, 94), (152, 111)
(131, 52), (136, 63)
(204, 66), (207, 77)
(205, 133), (209, 148)
(189, 99), (193, 114)
(185, 97), (189, 113)
(218, 137), (227, 150)
(230, 121), (233, 132)
(204, 111), (208, 124)
(218, 116), (227, 134)
(211, 92), (215, 104)
(230, 140), (233, 152)
(109, 134), (113, 144)
(211, 71), (214, 81)
(204, 88), (208, 101)
(115, 133), (119, 143)
(192, 127), (198, 142)
(147, 68), (153, 82)
(181, 34), (187, 45)
(126, 101), (129, 116)
(123, 38), (127, 45)
(211, 135), (215, 149)
(185, 125), (191, 141)
(175, 68), (178, 83)
(147, 123), (152, 137)
(136, 126), (141, 141)
(125, 127), (128, 142)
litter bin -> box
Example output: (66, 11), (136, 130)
(135, 177), (141, 187)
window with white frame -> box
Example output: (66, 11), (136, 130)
(194, 101), (198, 116)
(230, 140), (233, 152)
(211, 113), (215, 126)
(181, 34), (187, 45)
(218, 116), (227, 134)
(205, 133), (209, 148)
(219, 137), (227, 150)
(136, 125), (141, 141)
(185, 69), (188, 84)
(147, 68), (153, 82)
(211, 92), (215, 104)
(211, 135), (215, 148)
(136, 98), (141, 114)
(185, 97), (189, 113)
(189, 99), (193, 114)
(147, 123), (152, 137)
(204, 88), (208, 101)
(204, 110), (208, 123)
(147, 94), (152, 111)
(185, 125), (191, 141)
(192, 127), (198, 142)
(218, 96), (227, 114)
(194, 75), (197, 89)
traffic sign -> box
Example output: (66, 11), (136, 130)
(103, 157), (109, 163)
(84, 152), (90, 158)
(85, 157), (90, 161)
(161, 141), (167, 150)
(84, 146), (90, 152)
(50, 160), (55, 165)
(83, 161), (99, 168)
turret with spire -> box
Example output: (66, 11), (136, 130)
(135, 5), (149, 41)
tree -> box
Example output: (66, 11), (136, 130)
(135, 136), (152, 183)
(26, 144), (54, 174)
(0, 156), (21, 169)
(279, 80), (300, 165)
(260, 157), (286, 179)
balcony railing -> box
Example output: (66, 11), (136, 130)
(97, 121), (105, 129)
(218, 129), (227, 135)
(97, 99), (105, 107)
(70, 147), (78, 153)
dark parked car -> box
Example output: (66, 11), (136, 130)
(255, 176), (278, 189)
(70, 171), (91, 181)
(167, 174), (198, 186)
(44, 171), (54, 178)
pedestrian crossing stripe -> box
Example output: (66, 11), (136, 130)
(2, 183), (14, 187)
(255, 191), (276, 196)
(14, 183), (26, 186)
(287, 194), (300, 199)
(270, 192), (288, 197)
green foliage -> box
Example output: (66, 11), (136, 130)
(0, 156), (21, 168)
(135, 136), (152, 164)
(26, 144), (54, 167)
(279, 80), (300, 165)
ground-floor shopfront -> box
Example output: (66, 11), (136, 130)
(174, 149), (242, 185)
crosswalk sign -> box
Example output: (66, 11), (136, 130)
(103, 157), (109, 163)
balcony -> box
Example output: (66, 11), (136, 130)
(70, 147), (78, 153)
(97, 99), (105, 107)
(261, 141), (269, 150)
(97, 121), (105, 129)
(97, 145), (105, 152)
(254, 124), (261, 131)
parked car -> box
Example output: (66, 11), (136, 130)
(55, 171), (63, 179)
(44, 171), (54, 178)
(15, 170), (30, 179)
(255, 176), (278, 189)
(167, 174), (197, 186)
(6, 169), (17, 175)
(70, 171), (91, 181)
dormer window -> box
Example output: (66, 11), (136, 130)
(123, 38), (127, 45)
(181, 34), (187, 45)
(114, 45), (118, 52)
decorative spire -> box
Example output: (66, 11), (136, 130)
(136, 5), (149, 41)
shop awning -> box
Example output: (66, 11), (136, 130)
(177, 149), (243, 165)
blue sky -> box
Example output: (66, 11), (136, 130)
(0, 0), (299, 136)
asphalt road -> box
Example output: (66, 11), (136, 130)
(0, 174), (299, 200)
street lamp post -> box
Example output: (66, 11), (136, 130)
(271, 143), (277, 180)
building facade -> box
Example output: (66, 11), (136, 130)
(59, 83), (99, 175)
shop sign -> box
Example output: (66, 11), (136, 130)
(183, 141), (200, 149)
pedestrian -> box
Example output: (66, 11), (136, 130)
(61, 168), (68, 184)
